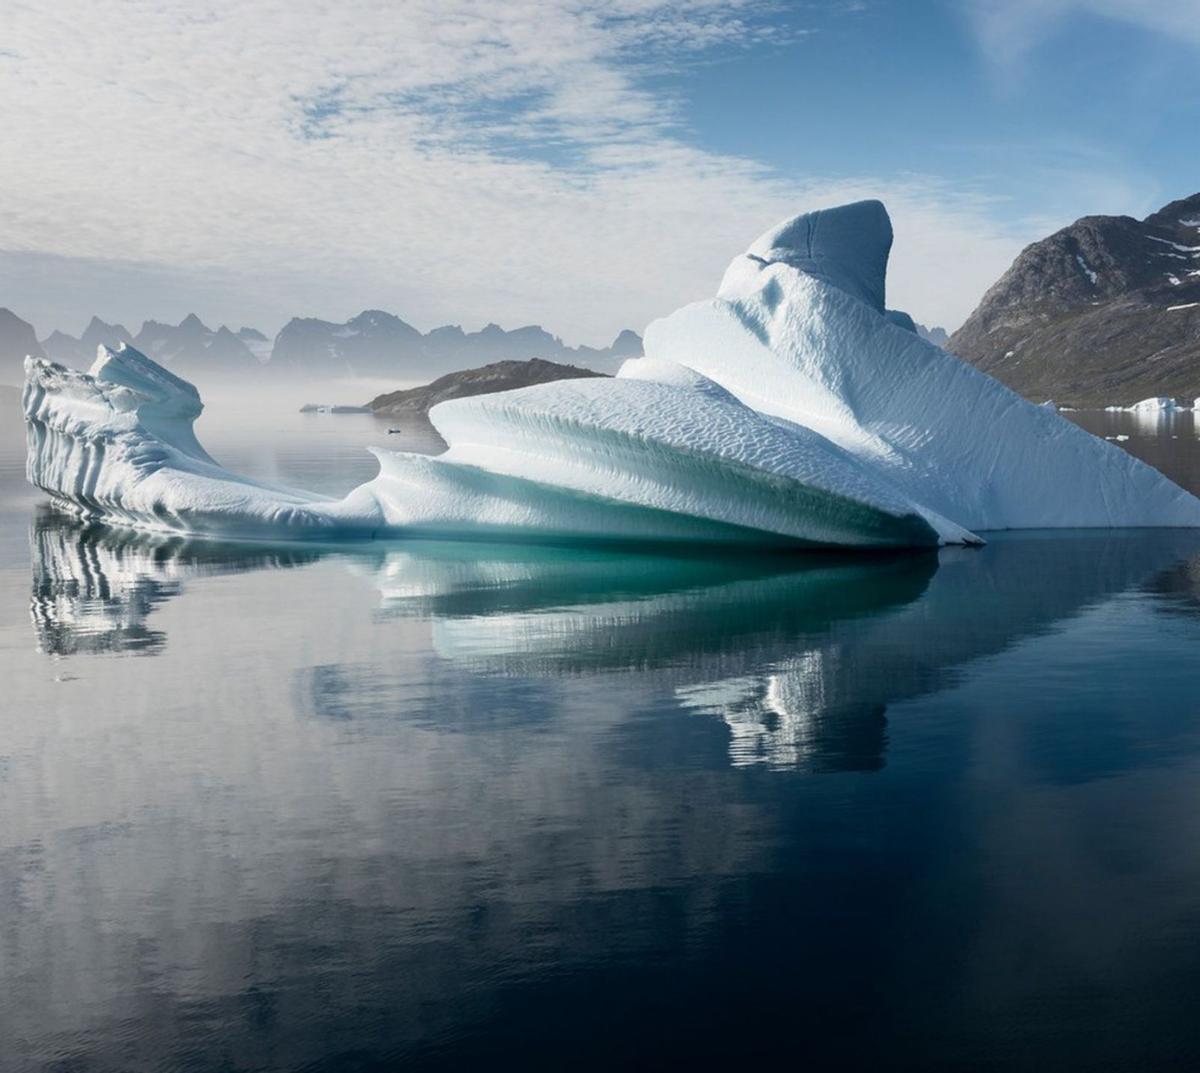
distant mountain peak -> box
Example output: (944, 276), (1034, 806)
(85, 314), (125, 332)
(0, 308), (45, 385)
(347, 309), (417, 331)
(914, 323), (949, 348)
(272, 312), (641, 380)
(609, 328), (643, 357)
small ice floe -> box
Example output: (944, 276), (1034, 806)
(1166, 274), (1183, 286)
(1040, 399), (1058, 412)
(1105, 435), (1131, 442)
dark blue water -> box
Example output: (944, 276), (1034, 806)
(5, 396), (1200, 1071)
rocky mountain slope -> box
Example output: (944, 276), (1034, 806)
(368, 358), (607, 429)
(950, 192), (1200, 406)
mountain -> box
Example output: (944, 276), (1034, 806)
(41, 314), (263, 379)
(0, 308), (45, 385)
(42, 316), (133, 367)
(41, 331), (88, 367)
(915, 323), (949, 348)
(236, 327), (272, 362)
(133, 314), (260, 377)
(950, 192), (1200, 406)
(272, 312), (642, 380)
(367, 358), (607, 428)
(270, 310), (426, 379)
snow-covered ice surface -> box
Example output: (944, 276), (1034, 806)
(22, 200), (1200, 548)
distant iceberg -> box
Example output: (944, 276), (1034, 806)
(1105, 397), (1181, 414)
(22, 200), (1200, 548)
(1130, 397), (1180, 413)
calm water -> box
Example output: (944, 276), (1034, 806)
(5, 397), (1200, 1071)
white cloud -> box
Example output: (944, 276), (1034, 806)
(1, 0), (1028, 341)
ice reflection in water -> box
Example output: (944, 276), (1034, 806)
(28, 514), (1200, 777)
(28, 509), (322, 656)
(678, 653), (887, 771)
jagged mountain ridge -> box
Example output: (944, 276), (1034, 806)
(950, 192), (1200, 406)
(133, 315), (262, 375)
(42, 315), (265, 378)
(270, 311), (641, 379)
(28, 310), (643, 381)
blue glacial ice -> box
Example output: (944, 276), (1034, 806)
(22, 200), (1200, 548)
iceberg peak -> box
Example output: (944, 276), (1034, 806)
(737, 198), (892, 313)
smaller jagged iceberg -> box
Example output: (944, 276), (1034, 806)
(23, 200), (1200, 548)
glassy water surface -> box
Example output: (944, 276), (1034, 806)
(4, 398), (1200, 1070)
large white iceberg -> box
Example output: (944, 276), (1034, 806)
(22, 200), (1200, 548)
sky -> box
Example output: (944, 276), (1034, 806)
(1, 0), (1198, 345)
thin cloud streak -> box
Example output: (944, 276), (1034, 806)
(964, 0), (1200, 70)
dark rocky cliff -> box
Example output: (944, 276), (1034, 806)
(950, 193), (1200, 406)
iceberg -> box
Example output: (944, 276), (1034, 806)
(1104, 397), (1180, 414)
(1126, 397), (1180, 414)
(22, 200), (1200, 548)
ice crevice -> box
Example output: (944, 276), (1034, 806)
(22, 199), (1200, 548)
